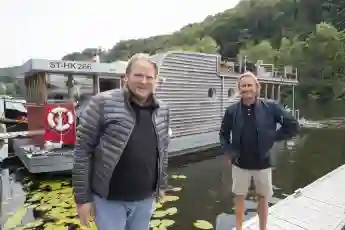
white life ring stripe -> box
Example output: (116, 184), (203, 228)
(47, 107), (74, 132)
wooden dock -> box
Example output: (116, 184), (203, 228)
(216, 164), (345, 230)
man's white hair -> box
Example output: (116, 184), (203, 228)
(237, 71), (261, 97)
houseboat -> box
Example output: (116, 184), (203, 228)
(0, 51), (298, 173)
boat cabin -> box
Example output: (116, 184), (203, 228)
(0, 57), (127, 148)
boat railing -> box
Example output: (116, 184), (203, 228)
(256, 62), (274, 78)
(218, 57), (298, 82)
(294, 109), (300, 120)
(219, 57), (238, 74)
(274, 64), (298, 81)
(256, 62), (298, 81)
(285, 107), (300, 120)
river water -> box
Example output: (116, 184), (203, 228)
(1, 108), (345, 229)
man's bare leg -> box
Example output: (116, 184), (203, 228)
(235, 195), (246, 230)
(257, 196), (268, 230)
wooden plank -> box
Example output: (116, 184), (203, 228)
(334, 220), (345, 230)
(269, 196), (344, 229)
(227, 164), (345, 230)
(244, 216), (305, 230)
(0, 130), (44, 140)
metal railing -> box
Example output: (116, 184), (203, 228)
(218, 57), (298, 82)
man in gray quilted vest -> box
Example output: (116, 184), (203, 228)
(72, 54), (171, 230)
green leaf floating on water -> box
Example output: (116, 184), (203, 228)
(150, 219), (175, 229)
(150, 219), (161, 227)
(23, 219), (44, 228)
(193, 220), (213, 229)
(165, 207), (178, 215)
(160, 219), (175, 227)
(3, 207), (27, 230)
(160, 195), (179, 203)
(155, 202), (163, 209)
(171, 175), (187, 179)
(153, 210), (167, 218)
(7, 175), (184, 229)
(27, 192), (44, 202)
(153, 207), (178, 218)
(171, 187), (182, 192)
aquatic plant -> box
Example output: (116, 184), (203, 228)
(3, 172), (214, 230)
(3, 178), (87, 230)
(148, 174), (186, 229)
(3, 174), (186, 230)
(193, 220), (214, 229)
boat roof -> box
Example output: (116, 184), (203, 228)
(0, 96), (26, 112)
(0, 59), (128, 77)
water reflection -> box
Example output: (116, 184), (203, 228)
(167, 128), (345, 229)
(0, 128), (345, 229)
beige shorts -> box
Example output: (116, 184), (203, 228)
(232, 165), (273, 198)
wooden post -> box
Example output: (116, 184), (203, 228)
(277, 85), (281, 102)
(271, 84), (275, 100)
(67, 74), (74, 100)
(92, 51), (100, 95)
(93, 76), (99, 94)
(265, 83), (268, 99)
(292, 85), (295, 117)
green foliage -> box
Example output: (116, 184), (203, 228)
(3, 174), (187, 229)
(1, 0), (336, 101)
(0, 76), (24, 97)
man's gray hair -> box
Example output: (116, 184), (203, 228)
(125, 53), (158, 76)
(237, 71), (261, 97)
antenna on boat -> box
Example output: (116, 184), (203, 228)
(92, 46), (102, 63)
(244, 56), (247, 72)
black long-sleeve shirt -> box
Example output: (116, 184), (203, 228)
(108, 102), (158, 201)
(234, 103), (270, 169)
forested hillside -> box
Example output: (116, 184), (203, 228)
(2, 0), (343, 100)
(62, 0), (345, 101)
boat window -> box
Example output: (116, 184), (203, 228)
(228, 88), (235, 97)
(46, 74), (94, 102)
(72, 75), (94, 100)
(208, 88), (216, 98)
(46, 74), (69, 101)
(99, 78), (120, 92)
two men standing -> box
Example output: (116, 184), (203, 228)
(72, 54), (170, 230)
(220, 72), (299, 230)
(72, 53), (298, 230)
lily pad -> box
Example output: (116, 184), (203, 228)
(193, 220), (213, 229)
(171, 187), (182, 192)
(23, 219), (44, 228)
(153, 210), (167, 218)
(150, 219), (161, 227)
(155, 202), (163, 209)
(27, 193), (44, 202)
(171, 175), (187, 179)
(160, 195), (179, 203)
(165, 207), (178, 215)
(39, 181), (63, 191)
(160, 219), (175, 227)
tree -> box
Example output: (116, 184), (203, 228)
(60, 0), (345, 101)
(239, 40), (277, 63)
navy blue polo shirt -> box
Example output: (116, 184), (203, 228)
(234, 103), (270, 170)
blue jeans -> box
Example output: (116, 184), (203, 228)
(93, 194), (155, 230)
